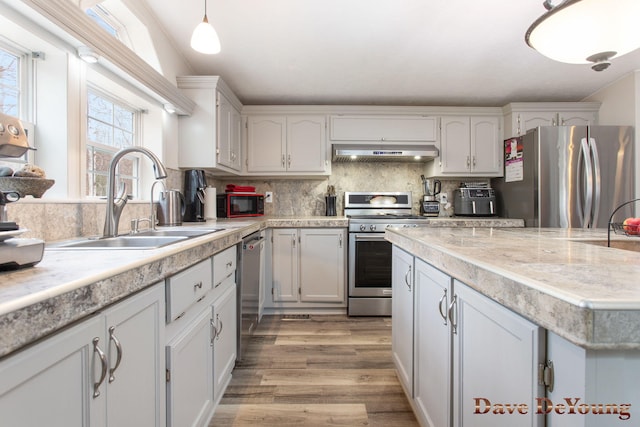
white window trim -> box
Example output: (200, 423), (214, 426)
(84, 86), (143, 199)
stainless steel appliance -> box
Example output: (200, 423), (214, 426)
(333, 144), (439, 162)
(345, 191), (429, 316)
(0, 191), (44, 270)
(453, 182), (497, 216)
(156, 189), (185, 226)
(237, 230), (264, 361)
(491, 126), (635, 227)
(421, 178), (441, 217)
(183, 169), (207, 222)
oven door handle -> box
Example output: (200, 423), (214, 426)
(352, 233), (386, 242)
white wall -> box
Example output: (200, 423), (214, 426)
(586, 70), (640, 199)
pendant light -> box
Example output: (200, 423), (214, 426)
(525, 0), (640, 71)
(190, 0), (221, 54)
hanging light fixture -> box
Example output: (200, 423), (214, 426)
(190, 0), (221, 54)
(525, 0), (640, 71)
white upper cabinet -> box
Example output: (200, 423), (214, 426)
(502, 102), (600, 138)
(425, 115), (502, 177)
(177, 76), (243, 174)
(246, 114), (329, 175)
(330, 115), (438, 143)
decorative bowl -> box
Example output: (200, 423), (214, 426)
(0, 177), (55, 198)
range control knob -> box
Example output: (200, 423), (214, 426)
(359, 224), (366, 232)
(370, 224), (377, 231)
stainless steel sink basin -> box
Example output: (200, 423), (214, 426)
(49, 235), (188, 250)
(575, 239), (640, 252)
(47, 228), (224, 250)
(134, 228), (223, 238)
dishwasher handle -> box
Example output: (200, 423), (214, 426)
(243, 235), (264, 251)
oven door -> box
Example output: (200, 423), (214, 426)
(348, 232), (393, 298)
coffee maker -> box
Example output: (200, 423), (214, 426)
(183, 170), (207, 222)
(421, 178), (441, 217)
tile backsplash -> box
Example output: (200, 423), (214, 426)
(6, 164), (483, 241)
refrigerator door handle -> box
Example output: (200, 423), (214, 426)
(589, 137), (601, 227)
(579, 138), (594, 228)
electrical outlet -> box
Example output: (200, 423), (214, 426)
(439, 193), (448, 204)
(265, 192), (273, 203)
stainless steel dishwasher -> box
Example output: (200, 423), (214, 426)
(236, 230), (264, 362)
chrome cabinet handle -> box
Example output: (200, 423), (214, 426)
(194, 281), (203, 292)
(438, 288), (448, 325)
(215, 314), (223, 341)
(214, 319), (217, 347)
(287, 154), (291, 168)
(93, 337), (108, 398)
(448, 295), (458, 334)
(338, 234), (342, 248)
(226, 261), (233, 268)
(108, 326), (123, 383)
(404, 266), (412, 291)
(281, 154), (285, 168)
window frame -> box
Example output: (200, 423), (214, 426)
(84, 86), (143, 199)
(0, 38), (35, 168)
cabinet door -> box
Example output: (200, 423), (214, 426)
(391, 246), (414, 396)
(414, 259), (452, 427)
(299, 228), (345, 303)
(212, 279), (237, 402)
(471, 116), (501, 175)
(440, 116), (471, 174)
(247, 116), (287, 172)
(104, 284), (164, 427)
(0, 315), (104, 427)
(217, 92), (241, 171)
(330, 115), (438, 142)
(166, 308), (214, 427)
(452, 280), (544, 427)
(558, 112), (597, 127)
(518, 111), (557, 135)
(287, 115), (326, 172)
(271, 228), (299, 302)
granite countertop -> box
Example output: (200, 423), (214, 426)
(386, 226), (640, 350)
(0, 215), (514, 359)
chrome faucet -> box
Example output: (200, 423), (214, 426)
(103, 147), (168, 238)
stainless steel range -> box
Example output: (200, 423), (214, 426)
(345, 191), (429, 316)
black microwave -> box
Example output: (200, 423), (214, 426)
(216, 193), (264, 218)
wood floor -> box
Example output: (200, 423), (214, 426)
(209, 314), (419, 426)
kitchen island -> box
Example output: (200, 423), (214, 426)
(387, 226), (640, 427)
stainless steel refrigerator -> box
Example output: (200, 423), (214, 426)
(491, 126), (635, 228)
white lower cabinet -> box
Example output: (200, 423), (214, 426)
(413, 257), (451, 427)
(394, 253), (544, 427)
(545, 332), (640, 427)
(267, 228), (346, 310)
(391, 246), (414, 396)
(452, 279), (544, 427)
(0, 283), (165, 427)
(165, 247), (237, 427)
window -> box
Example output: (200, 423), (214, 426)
(0, 43), (32, 170)
(86, 90), (140, 198)
(0, 48), (20, 116)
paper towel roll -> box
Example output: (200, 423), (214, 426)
(204, 187), (217, 219)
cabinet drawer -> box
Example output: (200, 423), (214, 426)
(167, 258), (213, 322)
(213, 246), (236, 287)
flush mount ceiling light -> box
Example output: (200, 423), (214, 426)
(525, 0), (640, 71)
(77, 46), (99, 63)
(190, 0), (221, 54)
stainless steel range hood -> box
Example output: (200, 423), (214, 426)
(332, 144), (439, 162)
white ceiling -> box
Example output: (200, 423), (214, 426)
(147, 0), (640, 106)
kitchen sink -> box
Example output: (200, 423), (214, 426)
(574, 239), (640, 252)
(133, 228), (223, 238)
(47, 228), (224, 250)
